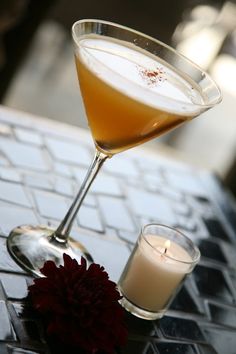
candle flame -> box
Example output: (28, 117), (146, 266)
(164, 240), (171, 249)
(163, 240), (171, 255)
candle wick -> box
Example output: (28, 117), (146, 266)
(164, 247), (167, 255)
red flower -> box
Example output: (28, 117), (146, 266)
(28, 254), (127, 354)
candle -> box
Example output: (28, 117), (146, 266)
(118, 224), (200, 320)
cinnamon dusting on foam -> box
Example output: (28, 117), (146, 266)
(137, 65), (166, 86)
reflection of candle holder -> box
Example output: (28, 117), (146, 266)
(118, 224), (200, 320)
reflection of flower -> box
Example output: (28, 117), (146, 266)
(28, 254), (127, 354)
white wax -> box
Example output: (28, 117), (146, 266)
(121, 235), (192, 311)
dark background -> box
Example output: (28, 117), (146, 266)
(0, 0), (228, 100)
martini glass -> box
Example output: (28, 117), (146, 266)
(7, 19), (221, 277)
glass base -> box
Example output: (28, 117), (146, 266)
(119, 293), (166, 320)
(7, 225), (93, 277)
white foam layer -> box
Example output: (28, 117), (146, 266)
(77, 36), (205, 115)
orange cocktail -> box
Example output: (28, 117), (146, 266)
(76, 36), (205, 155)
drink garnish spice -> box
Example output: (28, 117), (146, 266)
(137, 65), (166, 86)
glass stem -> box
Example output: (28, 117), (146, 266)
(53, 149), (108, 242)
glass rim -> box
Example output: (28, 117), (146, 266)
(72, 19), (222, 111)
(141, 223), (201, 264)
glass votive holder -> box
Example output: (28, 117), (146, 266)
(118, 224), (200, 320)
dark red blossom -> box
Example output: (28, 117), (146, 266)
(28, 254), (127, 354)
